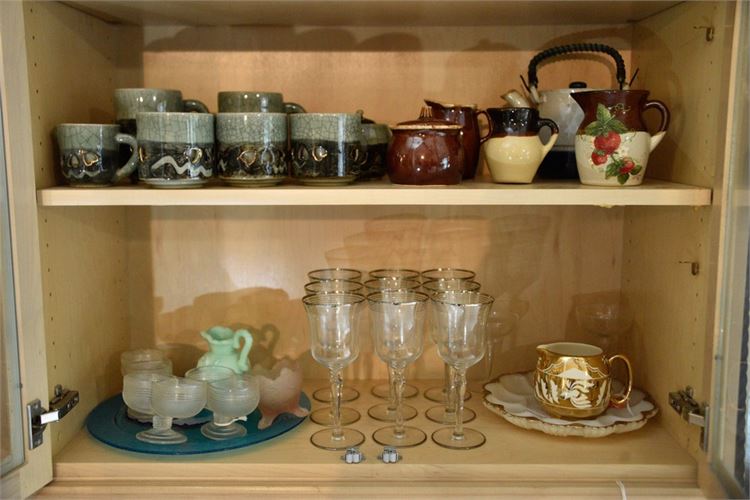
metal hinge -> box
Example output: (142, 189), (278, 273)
(669, 386), (709, 451)
(26, 385), (79, 450)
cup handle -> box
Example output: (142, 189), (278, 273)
(537, 118), (559, 157)
(477, 110), (492, 143)
(643, 100), (670, 152)
(608, 354), (633, 406)
(233, 329), (254, 373)
(284, 102), (306, 114)
(113, 133), (138, 183)
(183, 99), (209, 113)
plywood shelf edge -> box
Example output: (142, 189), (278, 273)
(37, 179), (711, 207)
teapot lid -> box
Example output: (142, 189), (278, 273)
(391, 106), (463, 131)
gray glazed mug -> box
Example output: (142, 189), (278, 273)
(115, 88), (209, 134)
(289, 113), (366, 185)
(216, 113), (288, 187)
(135, 112), (215, 188)
(218, 91), (305, 114)
(55, 124), (137, 186)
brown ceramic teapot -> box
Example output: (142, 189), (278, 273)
(387, 107), (464, 185)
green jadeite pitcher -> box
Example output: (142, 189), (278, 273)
(197, 326), (253, 374)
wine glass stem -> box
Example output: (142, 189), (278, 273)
(392, 364), (406, 437)
(485, 342), (494, 382)
(445, 365), (457, 417)
(152, 415), (173, 432)
(453, 367), (467, 440)
(387, 365), (397, 411)
(329, 368), (344, 439)
(442, 363), (450, 396)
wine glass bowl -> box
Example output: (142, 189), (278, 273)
(122, 372), (170, 417)
(421, 268), (476, 282)
(369, 268), (421, 281)
(201, 376), (260, 441)
(576, 300), (634, 351)
(304, 279), (364, 294)
(308, 268), (362, 282)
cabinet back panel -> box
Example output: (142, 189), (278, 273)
(127, 206), (623, 380)
(119, 24), (632, 125)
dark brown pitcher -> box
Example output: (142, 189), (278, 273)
(424, 99), (480, 179)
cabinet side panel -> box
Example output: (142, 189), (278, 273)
(128, 206), (623, 380)
(625, 1), (736, 460)
(632, 1), (734, 187)
(25, 4), (130, 455)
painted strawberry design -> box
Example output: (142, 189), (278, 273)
(594, 131), (621, 154)
(619, 159), (635, 174)
(591, 151), (608, 165)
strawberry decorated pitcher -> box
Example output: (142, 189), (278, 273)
(571, 90), (670, 186)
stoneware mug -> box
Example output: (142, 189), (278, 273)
(289, 113), (366, 185)
(479, 107), (559, 184)
(534, 342), (632, 419)
(55, 124), (138, 187)
(135, 112), (215, 188)
(358, 123), (390, 180)
(216, 112), (288, 187)
(218, 91), (305, 114)
(115, 88), (209, 134)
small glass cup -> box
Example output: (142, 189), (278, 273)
(369, 268), (420, 281)
(201, 376), (261, 441)
(137, 377), (207, 445)
(122, 372), (170, 423)
(121, 350), (173, 420)
(186, 365), (236, 385)
(308, 268), (362, 282)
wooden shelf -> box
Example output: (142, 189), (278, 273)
(37, 179), (711, 207)
(63, 1), (680, 27)
(51, 379), (695, 494)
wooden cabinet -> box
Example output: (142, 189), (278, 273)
(1, 0), (745, 497)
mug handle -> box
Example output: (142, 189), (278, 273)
(113, 133), (138, 183)
(476, 110), (492, 143)
(284, 102), (306, 114)
(537, 118), (559, 157)
(233, 329), (253, 373)
(183, 99), (209, 113)
(643, 100), (670, 152)
(608, 354), (633, 406)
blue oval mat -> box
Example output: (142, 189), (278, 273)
(86, 392), (310, 455)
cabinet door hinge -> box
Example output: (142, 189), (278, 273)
(669, 386), (708, 451)
(26, 385), (79, 450)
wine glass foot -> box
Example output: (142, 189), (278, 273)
(136, 428), (187, 445)
(200, 422), (247, 441)
(310, 427), (365, 451)
(372, 425), (426, 448)
(423, 386), (471, 403)
(367, 403), (417, 422)
(310, 406), (360, 426)
(371, 383), (418, 399)
(431, 427), (486, 450)
(425, 405), (476, 424)
(313, 386), (360, 403)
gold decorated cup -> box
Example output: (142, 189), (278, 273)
(534, 342), (632, 419)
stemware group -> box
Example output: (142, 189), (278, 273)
(302, 267), (494, 451)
